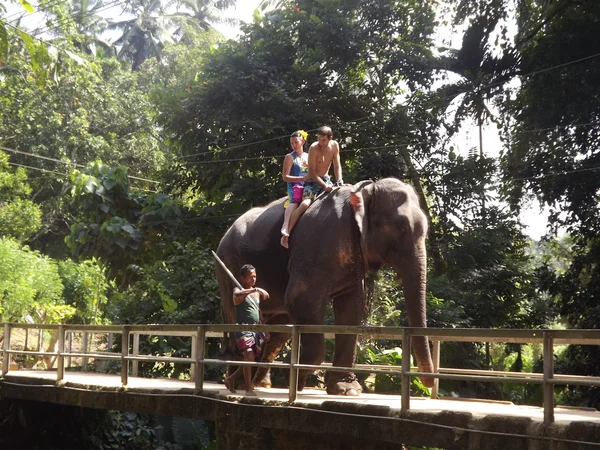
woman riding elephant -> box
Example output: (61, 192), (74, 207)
(216, 178), (434, 396)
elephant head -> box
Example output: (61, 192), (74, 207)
(350, 178), (434, 386)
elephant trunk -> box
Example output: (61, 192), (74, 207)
(396, 236), (435, 388)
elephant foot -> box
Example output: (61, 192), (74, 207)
(326, 374), (362, 396)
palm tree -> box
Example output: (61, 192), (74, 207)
(106, 0), (237, 70)
(69, 0), (116, 57)
(170, 0), (238, 36)
(106, 0), (173, 70)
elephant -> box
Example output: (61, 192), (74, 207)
(216, 178), (434, 396)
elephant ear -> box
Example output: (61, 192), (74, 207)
(350, 180), (373, 236)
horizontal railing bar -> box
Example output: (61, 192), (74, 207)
(411, 371), (546, 385)
(5, 350), (58, 356)
(200, 359), (289, 369)
(62, 352), (122, 360)
(62, 326), (123, 333)
(441, 368), (545, 378)
(125, 355), (194, 364)
(7, 322), (600, 342)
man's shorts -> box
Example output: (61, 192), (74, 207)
(235, 331), (269, 358)
(303, 175), (333, 200)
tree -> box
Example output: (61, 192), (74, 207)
(65, 162), (181, 287)
(0, 237), (70, 323)
(164, 0), (438, 213)
(0, 49), (166, 257)
(0, 151), (43, 241)
(58, 258), (112, 324)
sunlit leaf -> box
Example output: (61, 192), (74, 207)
(18, 0), (35, 13)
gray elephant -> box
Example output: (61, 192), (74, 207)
(216, 178), (434, 395)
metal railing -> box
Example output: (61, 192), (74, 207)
(3, 322), (600, 423)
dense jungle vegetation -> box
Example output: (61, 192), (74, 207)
(1, 0), (600, 447)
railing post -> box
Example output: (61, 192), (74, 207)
(38, 327), (43, 353)
(57, 325), (65, 382)
(289, 326), (301, 402)
(67, 332), (73, 368)
(543, 331), (555, 423)
(132, 332), (140, 377)
(82, 332), (89, 371)
(431, 338), (440, 399)
(2, 323), (10, 376)
(195, 326), (206, 392)
(191, 333), (197, 379)
(121, 326), (130, 386)
(401, 328), (411, 412)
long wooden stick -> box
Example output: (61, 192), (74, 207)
(211, 250), (243, 289)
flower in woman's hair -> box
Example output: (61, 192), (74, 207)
(296, 129), (308, 141)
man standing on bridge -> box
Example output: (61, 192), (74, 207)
(224, 264), (269, 396)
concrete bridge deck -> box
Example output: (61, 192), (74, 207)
(2, 370), (600, 449)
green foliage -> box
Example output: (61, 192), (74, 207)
(58, 258), (111, 323)
(0, 151), (42, 241)
(358, 345), (430, 396)
(0, 237), (67, 323)
(163, 0), (438, 214)
(112, 238), (220, 324)
(65, 162), (181, 286)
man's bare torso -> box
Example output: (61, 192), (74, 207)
(310, 140), (339, 177)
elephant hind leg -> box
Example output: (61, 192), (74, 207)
(253, 313), (292, 388)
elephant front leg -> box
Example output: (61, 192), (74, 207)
(297, 332), (325, 391)
(327, 292), (363, 396)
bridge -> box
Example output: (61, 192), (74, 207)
(2, 323), (600, 449)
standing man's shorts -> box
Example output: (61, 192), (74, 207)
(303, 175), (333, 200)
(235, 331), (269, 359)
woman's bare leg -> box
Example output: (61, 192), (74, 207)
(286, 199), (311, 243)
(281, 203), (298, 248)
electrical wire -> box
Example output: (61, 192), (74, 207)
(0, 145), (161, 185)
(7, 161), (67, 177)
(181, 119), (600, 165)
(4, 11), (600, 165)
(177, 51), (600, 161)
(32, 0), (128, 37)
(4, 0), (67, 23)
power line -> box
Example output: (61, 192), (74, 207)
(7, 161), (67, 177)
(182, 119), (600, 166)
(7, 161), (158, 194)
(512, 166), (600, 183)
(32, 0), (127, 37)
(4, 0), (66, 23)
(0, 18), (85, 63)
(178, 41), (600, 162)
(0, 145), (161, 185)
(180, 118), (371, 160)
